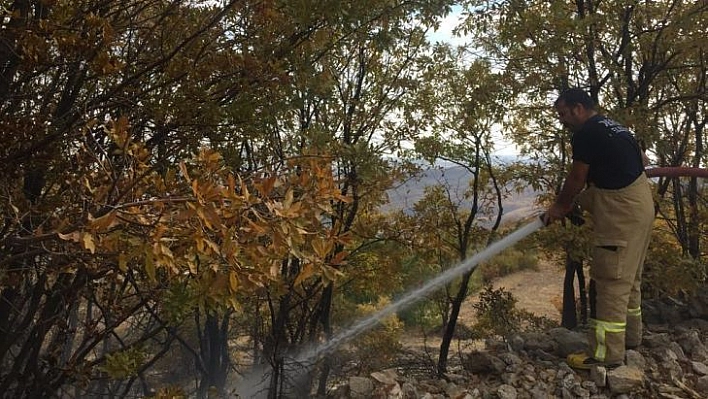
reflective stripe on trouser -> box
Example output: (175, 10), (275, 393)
(578, 173), (654, 364)
(589, 318), (626, 361)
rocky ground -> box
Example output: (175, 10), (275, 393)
(327, 289), (708, 399)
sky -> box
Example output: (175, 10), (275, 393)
(425, 9), (521, 158)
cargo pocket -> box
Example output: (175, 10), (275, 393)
(590, 238), (627, 280)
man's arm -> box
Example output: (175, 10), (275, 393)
(543, 160), (590, 224)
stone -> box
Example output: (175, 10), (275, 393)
(590, 365), (607, 387)
(443, 381), (465, 398)
(463, 351), (506, 374)
(371, 369), (398, 386)
(677, 330), (704, 355)
(522, 332), (557, 352)
(652, 346), (678, 362)
(349, 376), (375, 398)
(581, 380), (598, 395)
(499, 352), (523, 366)
(443, 373), (467, 385)
(687, 288), (708, 318)
(496, 384), (517, 399)
(509, 334), (525, 352)
(695, 375), (708, 393)
(529, 385), (550, 399)
(607, 365), (644, 394)
(625, 349), (646, 369)
(530, 349), (557, 362)
(571, 384), (590, 398)
(549, 327), (588, 357)
(502, 372), (519, 386)
(679, 318), (708, 331)
(668, 341), (688, 361)
(328, 384), (350, 399)
(643, 297), (686, 324)
(386, 383), (403, 399)
(691, 361), (708, 375)
(401, 381), (418, 399)
(643, 332), (672, 348)
(561, 372), (577, 390)
(661, 359), (684, 379)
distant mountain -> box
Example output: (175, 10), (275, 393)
(385, 164), (542, 225)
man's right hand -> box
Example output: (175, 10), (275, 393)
(543, 202), (571, 225)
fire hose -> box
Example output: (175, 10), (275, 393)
(645, 166), (708, 179)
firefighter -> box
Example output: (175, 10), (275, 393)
(543, 88), (654, 369)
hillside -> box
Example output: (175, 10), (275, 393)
(385, 164), (542, 225)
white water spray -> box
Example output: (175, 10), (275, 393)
(235, 216), (545, 397)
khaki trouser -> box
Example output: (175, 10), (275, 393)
(577, 173), (654, 364)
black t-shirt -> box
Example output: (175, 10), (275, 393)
(572, 115), (644, 189)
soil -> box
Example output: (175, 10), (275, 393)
(460, 258), (566, 326)
(401, 258), (567, 350)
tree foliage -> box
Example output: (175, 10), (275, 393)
(460, 0), (707, 271)
(1, 0), (706, 396)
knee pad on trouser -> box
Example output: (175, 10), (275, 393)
(588, 318), (626, 364)
(625, 307), (642, 348)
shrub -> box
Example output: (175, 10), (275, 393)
(348, 297), (404, 373)
(478, 248), (539, 283)
(470, 286), (555, 341)
(643, 234), (707, 298)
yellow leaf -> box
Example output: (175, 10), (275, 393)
(294, 263), (314, 285)
(321, 265), (344, 282)
(188, 259), (198, 275)
(145, 249), (155, 281)
(229, 271), (238, 291)
(258, 176), (277, 197)
(89, 211), (117, 231)
(283, 188), (294, 208)
(58, 231), (81, 242)
(311, 238), (328, 258)
(118, 253), (127, 272)
(82, 233), (96, 254)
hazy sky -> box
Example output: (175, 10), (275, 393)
(426, 9), (520, 158)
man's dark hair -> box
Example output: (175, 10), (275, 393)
(555, 88), (596, 110)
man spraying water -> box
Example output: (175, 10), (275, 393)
(543, 88), (655, 370)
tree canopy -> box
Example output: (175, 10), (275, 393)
(1, 0), (705, 397)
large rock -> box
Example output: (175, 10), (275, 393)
(677, 329), (708, 361)
(400, 381), (418, 399)
(607, 366), (644, 394)
(643, 297), (687, 325)
(522, 331), (557, 352)
(590, 365), (607, 388)
(695, 375), (708, 393)
(625, 349), (646, 369)
(691, 361), (708, 376)
(348, 376), (374, 398)
(548, 327), (588, 357)
(643, 331), (672, 348)
(687, 288), (708, 318)
(463, 351), (506, 374)
(497, 384), (517, 399)
(370, 369), (398, 386)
